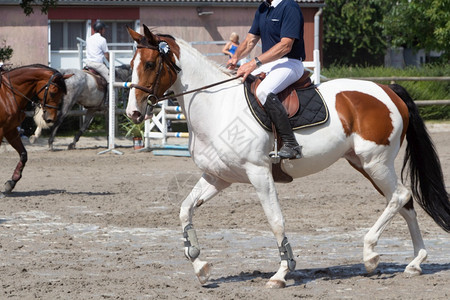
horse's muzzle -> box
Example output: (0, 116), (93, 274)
(128, 111), (145, 124)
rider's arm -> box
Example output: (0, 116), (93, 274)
(228, 33), (260, 69)
(236, 37), (294, 81)
(256, 37), (294, 65)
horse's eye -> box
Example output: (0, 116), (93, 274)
(145, 61), (156, 70)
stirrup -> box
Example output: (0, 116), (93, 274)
(279, 144), (303, 160)
(269, 138), (281, 163)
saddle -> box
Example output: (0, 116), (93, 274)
(244, 71), (328, 132)
(83, 66), (107, 94)
(250, 71), (313, 118)
(244, 70), (329, 183)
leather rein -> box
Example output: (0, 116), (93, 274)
(130, 40), (241, 112)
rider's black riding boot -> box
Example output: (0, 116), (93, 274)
(263, 93), (302, 159)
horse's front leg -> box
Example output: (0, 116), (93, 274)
(248, 166), (294, 288)
(179, 173), (230, 284)
(3, 128), (27, 194)
(29, 125), (42, 144)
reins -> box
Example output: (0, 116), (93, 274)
(128, 75), (242, 106)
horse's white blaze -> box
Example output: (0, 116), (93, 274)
(126, 52), (143, 118)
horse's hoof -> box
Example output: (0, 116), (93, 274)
(195, 262), (211, 285)
(266, 279), (286, 289)
(404, 265), (422, 276)
(364, 252), (380, 273)
(4, 180), (16, 193)
(68, 143), (76, 150)
(0, 192), (5, 199)
(29, 136), (37, 144)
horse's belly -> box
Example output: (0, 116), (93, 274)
(285, 118), (350, 178)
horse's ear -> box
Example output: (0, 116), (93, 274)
(127, 25), (144, 43)
(63, 74), (74, 80)
(143, 24), (158, 46)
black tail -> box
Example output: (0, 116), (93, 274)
(389, 84), (450, 232)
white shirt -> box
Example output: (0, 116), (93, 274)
(86, 33), (109, 63)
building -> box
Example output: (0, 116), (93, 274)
(0, 0), (324, 69)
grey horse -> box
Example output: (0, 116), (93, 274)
(30, 65), (131, 149)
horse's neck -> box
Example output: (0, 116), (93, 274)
(175, 41), (230, 93)
(9, 69), (42, 100)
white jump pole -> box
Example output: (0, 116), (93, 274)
(98, 51), (123, 155)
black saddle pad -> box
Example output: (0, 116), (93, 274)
(244, 79), (329, 131)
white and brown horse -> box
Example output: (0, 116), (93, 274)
(1, 64), (72, 197)
(126, 26), (449, 288)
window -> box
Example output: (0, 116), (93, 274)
(51, 20), (134, 51)
(51, 21), (86, 51)
(103, 21), (135, 50)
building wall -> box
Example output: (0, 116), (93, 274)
(0, 6), (48, 66)
(0, 4), (321, 67)
(139, 6), (320, 65)
(140, 6), (260, 65)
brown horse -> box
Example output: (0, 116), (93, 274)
(0, 64), (72, 198)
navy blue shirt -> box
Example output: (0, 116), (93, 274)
(249, 0), (305, 61)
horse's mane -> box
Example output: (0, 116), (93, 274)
(9, 64), (60, 74)
(8, 64), (68, 93)
(157, 33), (177, 41)
(176, 38), (233, 77)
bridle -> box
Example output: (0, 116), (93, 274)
(134, 40), (181, 106)
(129, 39), (241, 115)
(3, 70), (63, 110)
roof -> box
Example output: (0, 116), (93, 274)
(1, 0), (325, 8)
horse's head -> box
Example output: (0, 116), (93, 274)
(126, 25), (181, 124)
(36, 70), (73, 125)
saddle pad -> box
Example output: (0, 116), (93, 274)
(244, 81), (329, 131)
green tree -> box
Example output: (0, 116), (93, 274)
(0, 40), (13, 63)
(20, 0), (58, 16)
(382, 0), (450, 61)
(323, 0), (390, 66)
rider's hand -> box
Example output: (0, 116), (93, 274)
(227, 57), (238, 70)
(236, 59), (257, 82)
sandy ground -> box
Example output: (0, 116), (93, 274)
(0, 124), (449, 299)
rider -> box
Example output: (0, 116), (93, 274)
(228, 0), (305, 159)
(85, 20), (110, 82)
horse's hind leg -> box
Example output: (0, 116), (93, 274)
(346, 151), (427, 275)
(68, 109), (96, 150)
(179, 173), (230, 284)
(398, 201), (427, 275)
(3, 128), (27, 194)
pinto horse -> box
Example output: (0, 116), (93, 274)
(0, 64), (72, 197)
(30, 65), (132, 150)
(126, 26), (449, 288)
